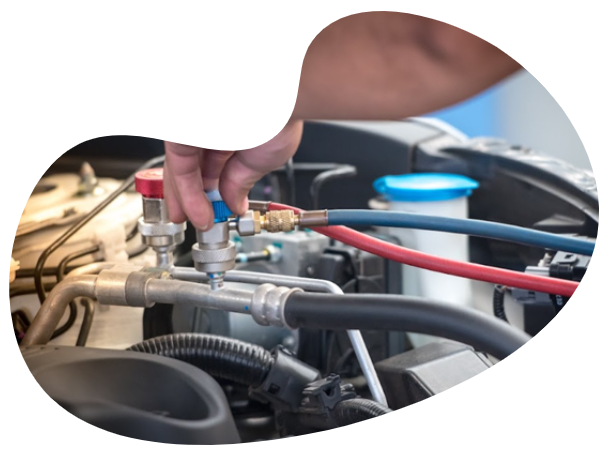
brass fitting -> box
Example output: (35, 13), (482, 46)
(259, 209), (329, 232)
(233, 208), (329, 235)
(260, 210), (297, 233)
(236, 210), (262, 236)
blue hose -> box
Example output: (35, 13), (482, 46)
(327, 210), (595, 256)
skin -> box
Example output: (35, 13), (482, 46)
(164, 12), (521, 230)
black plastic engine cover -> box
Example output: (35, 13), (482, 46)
(21, 345), (240, 444)
(375, 341), (492, 409)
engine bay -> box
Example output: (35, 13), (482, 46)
(11, 120), (597, 444)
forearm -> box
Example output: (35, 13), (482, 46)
(293, 12), (521, 120)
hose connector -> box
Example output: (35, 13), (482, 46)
(234, 209), (328, 235)
(260, 210), (297, 233)
(297, 210), (329, 228)
(261, 209), (328, 231)
(251, 283), (303, 328)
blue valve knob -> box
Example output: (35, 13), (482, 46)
(206, 190), (232, 223)
(212, 200), (232, 223)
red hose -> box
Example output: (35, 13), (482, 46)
(269, 202), (578, 297)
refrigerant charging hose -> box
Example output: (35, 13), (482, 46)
(326, 209), (594, 256)
(268, 202), (579, 297)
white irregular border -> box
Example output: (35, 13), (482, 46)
(1, 1), (602, 452)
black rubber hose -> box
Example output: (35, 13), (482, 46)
(50, 301), (78, 340)
(284, 293), (531, 360)
(310, 165), (357, 210)
(493, 285), (509, 323)
(127, 333), (274, 387)
(56, 245), (100, 282)
(76, 298), (96, 347)
(10, 280), (55, 298)
(332, 399), (392, 426)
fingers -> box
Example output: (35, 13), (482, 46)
(202, 149), (236, 191)
(219, 154), (268, 215)
(164, 141), (214, 230)
(163, 120), (303, 229)
(220, 120), (304, 214)
(163, 158), (186, 223)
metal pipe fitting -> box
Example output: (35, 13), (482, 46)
(298, 210), (329, 228)
(93, 264), (173, 308)
(250, 284), (303, 328)
(94, 264), (146, 306)
(208, 272), (226, 291)
(142, 279), (255, 314)
(235, 210), (261, 236)
(21, 262), (118, 347)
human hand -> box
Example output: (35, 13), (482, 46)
(163, 120), (303, 230)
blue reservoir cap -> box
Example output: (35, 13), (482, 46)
(373, 173), (479, 202)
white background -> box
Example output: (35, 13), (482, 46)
(1, 1), (603, 452)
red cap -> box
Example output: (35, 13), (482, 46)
(135, 168), (164, 199)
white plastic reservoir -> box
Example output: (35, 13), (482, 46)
(372, 173), (479, 324)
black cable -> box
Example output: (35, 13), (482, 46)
(15, 229), (143, 284)
(16, 266), (81, 279)
(310, 164), (357, 210)
(12, 310), (31, 344)
(34, 155), (165, 303)
(10, 279), (55, 298)
(284, 293), (531, 360)
(50, 245), (101, 341)
(127, 333), (274, 387)
(493, 285), (509, 323)
(56, 245), (100, 282)
(50, 301), (78, 340)
(76, 298), (96, 347)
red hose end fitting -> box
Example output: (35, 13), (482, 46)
(135, 168), (164, 199)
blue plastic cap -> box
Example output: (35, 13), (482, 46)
(205, 190), (232, 222)
(212, 201), (232, 223)
(373, 173), (479, 202)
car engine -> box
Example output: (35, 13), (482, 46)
(11, 120), (596, 444)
